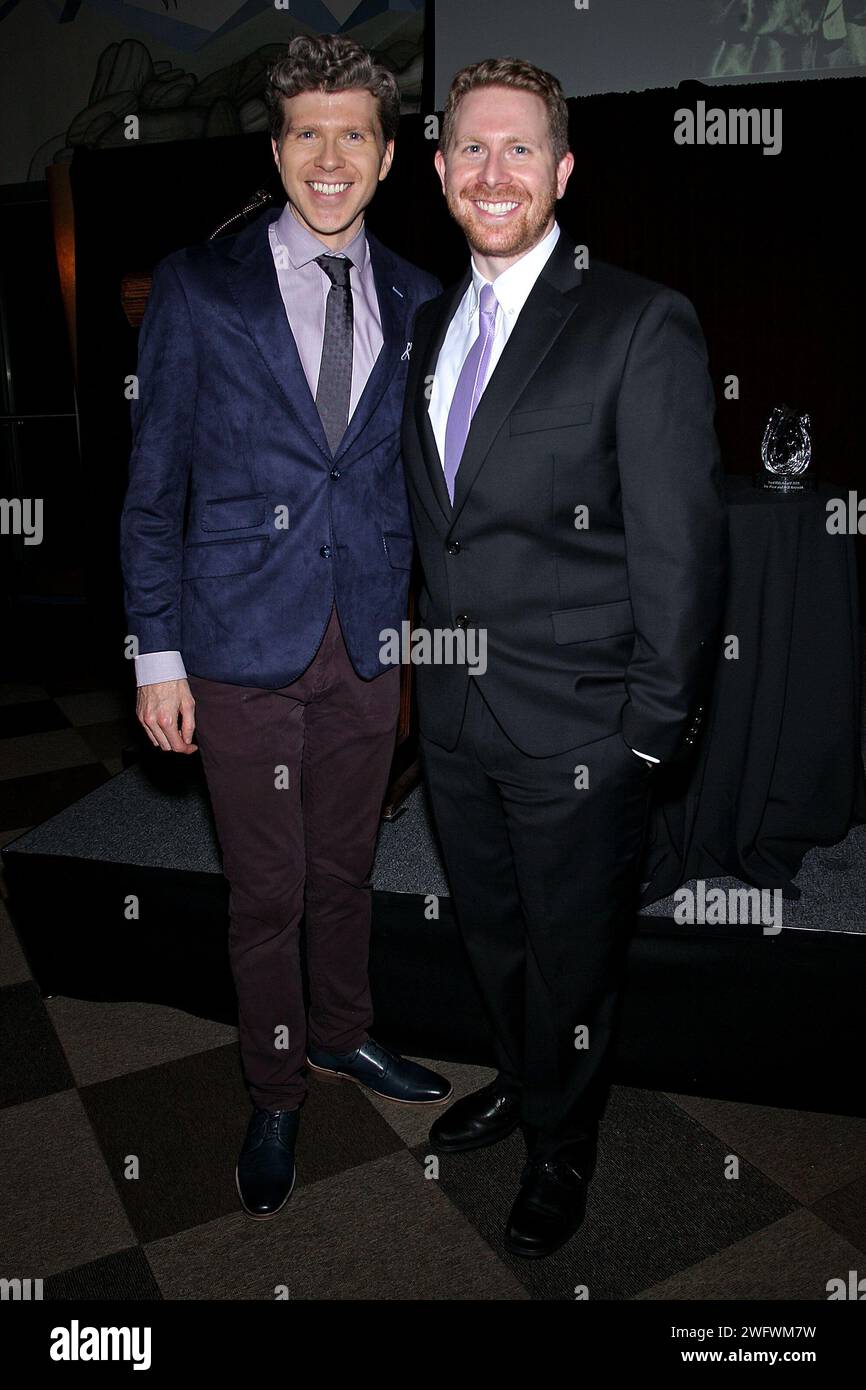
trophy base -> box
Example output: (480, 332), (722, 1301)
(753, 472), (816, 494)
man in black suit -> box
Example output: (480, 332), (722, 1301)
(401, 58), (728, 1258)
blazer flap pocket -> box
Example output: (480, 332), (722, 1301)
(182, 536), (268, 579)
(551, 597), (633, 644)
(510, 403), (593, 435)
(202, 494), (269, 531)
(383, 532), (415, 568)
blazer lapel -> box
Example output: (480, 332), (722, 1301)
(449, 235), (584, 526)
(413, 269), (471, 524)
(331, 233), (404, 464)
(225, 214), (409, 465)
(225, 206), (332, 459)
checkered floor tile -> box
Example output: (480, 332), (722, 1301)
(2, 680), (865, 1299)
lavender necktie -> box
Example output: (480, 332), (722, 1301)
(443, 282), (498, 504)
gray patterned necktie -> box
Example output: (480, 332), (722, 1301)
(314, 254), (354, 454)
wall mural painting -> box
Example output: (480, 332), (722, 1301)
(0, 2), (424, 185)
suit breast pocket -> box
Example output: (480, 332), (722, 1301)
(510, 402), (593, 435)
(382, 532), (415, 569)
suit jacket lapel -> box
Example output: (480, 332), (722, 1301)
(225, 211), (410, 465)
(413, 269), (471, 524)
(225, 206), (331, 459)
(331, 232), (404, 464)
(410, 234), (585, 527)
(449, 234), (584, 526)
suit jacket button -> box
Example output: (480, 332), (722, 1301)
(320, 544), (331, 558)
(330, 468), (341, 479)
(455, 614), (469, 629)
(446, 541), (461, 554)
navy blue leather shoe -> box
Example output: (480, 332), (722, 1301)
(235, 1107), (299, 1219)
(306, 1038), (452, 1105)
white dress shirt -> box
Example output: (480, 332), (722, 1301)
(428, 221), (561, 468)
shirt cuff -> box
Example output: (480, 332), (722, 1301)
(134, 651), (187, 686)
(630, 746), (660, 765)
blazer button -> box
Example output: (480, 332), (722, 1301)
(446, 541), (461, 554)
(330, 468), (341, 479)
(320, 544), (331, 558)
(455, 613), (470, 629)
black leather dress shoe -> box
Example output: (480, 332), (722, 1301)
(504, 1149), (594, 1258)
(429, 1079), (521, 1152)
(236, 1107), (299, 1219)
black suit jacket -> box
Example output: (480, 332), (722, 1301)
(400, 229), (728, 760)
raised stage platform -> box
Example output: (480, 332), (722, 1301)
(3, 743), (865, 1119)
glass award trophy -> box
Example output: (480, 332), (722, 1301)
(756, 404), (815, 493)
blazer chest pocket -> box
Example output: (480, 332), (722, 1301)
(551, 597), (633, 644)
(383, 532), (415, 568)
(201, 494), (269, 531)
(182, 535), (268, 579)
(510, 402), (593, 435)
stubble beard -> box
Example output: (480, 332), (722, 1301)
(445, 175), (558, 260)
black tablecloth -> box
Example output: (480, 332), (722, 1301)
(641, 474), (866, 904)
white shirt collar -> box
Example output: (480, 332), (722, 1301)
(466, 221), (561, 324)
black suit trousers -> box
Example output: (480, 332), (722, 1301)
(420, 677), (655, 1159)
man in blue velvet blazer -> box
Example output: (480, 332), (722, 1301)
(120, 35), (448, 1220)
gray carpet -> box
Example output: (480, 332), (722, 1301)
(7, 757), (865, 933)
(6, 631), (866, 932)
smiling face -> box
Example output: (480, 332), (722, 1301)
(271, 87), (394, 250)
(434, 85), (573, 275)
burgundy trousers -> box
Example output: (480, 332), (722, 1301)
(187, 602), (400, 1112)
